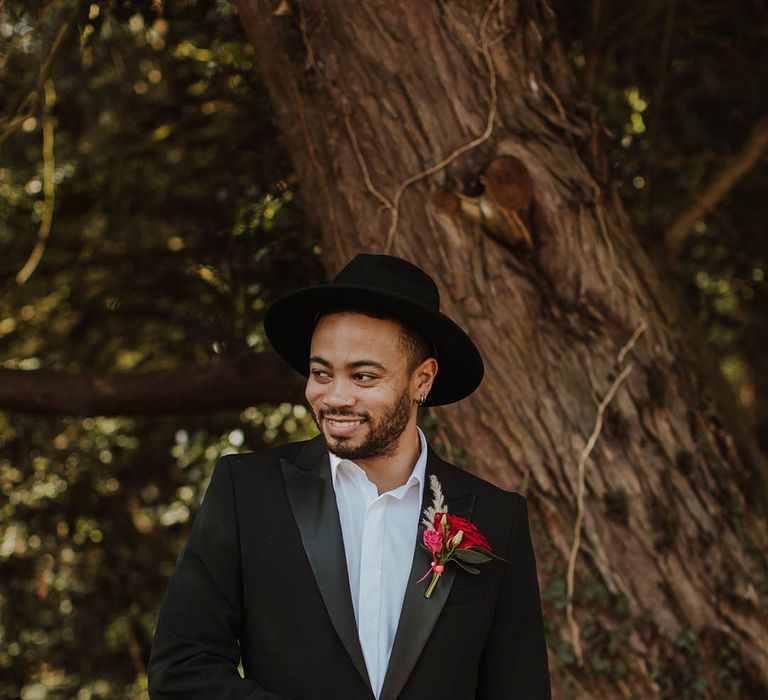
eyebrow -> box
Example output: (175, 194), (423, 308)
(309, 355), (388, 371)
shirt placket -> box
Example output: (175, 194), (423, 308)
(357, 482), (388, 695)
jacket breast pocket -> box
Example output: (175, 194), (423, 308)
(444, 583), (487, 608)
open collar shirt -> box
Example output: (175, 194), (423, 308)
(329, 427), (427, 699)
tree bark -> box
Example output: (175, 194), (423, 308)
(0, 354), (304, 414)
(237, 0), (768, 697)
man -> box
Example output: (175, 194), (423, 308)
(148, 253), (550, 699)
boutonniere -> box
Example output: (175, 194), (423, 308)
(417, 475), (504, 598)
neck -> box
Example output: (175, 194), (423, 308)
(356, 423), (421, 495)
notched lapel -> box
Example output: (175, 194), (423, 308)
(280, 438), (372, 695)
(379, 470), (476, 700)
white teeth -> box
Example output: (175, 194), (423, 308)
(327, 419), (363, 426)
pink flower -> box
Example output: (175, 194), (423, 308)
(423, 528), (443, 553)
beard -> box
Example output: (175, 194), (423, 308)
(312, 386), (412, 461)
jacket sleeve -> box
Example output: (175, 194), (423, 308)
(476, 494), (551, 700)
(148, 456), (290, 700)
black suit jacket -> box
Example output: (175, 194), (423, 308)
(148, 436), (550, 699)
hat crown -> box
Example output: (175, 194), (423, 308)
(333, 254), (440, 310)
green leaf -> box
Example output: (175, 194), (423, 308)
(454, 560), (481, 574)
(472, 546), (508, 563)
(455, 548), (492, 564)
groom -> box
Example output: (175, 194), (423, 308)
(148, 254), (550, 699)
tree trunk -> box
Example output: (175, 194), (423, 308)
(236, 1), (768, 696)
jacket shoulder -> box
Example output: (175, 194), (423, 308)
(217, 438), (315, 474)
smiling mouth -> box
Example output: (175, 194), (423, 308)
(325, 417), (365, 426)
(322, 415), (367, 435)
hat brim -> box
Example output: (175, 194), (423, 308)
(264, 284), (484, 406)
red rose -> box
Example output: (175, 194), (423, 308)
(434, 512), (492, 552)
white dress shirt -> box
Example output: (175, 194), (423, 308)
(329, 427), (427, 699)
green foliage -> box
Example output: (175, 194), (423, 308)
(0, 0), (320, 697)
(1, 0), (321, 371)
(0, 408), (316, 698)
(578, 581), (632, 689)
(647, 627), (745, 700)
(650, 629), (707, 698)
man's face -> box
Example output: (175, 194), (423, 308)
(305, 312), (417, 461)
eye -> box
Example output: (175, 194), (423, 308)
(310, 369), (331, 380)
(354, 373), (377, 382)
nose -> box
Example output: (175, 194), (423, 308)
(322, 379), (356, 410)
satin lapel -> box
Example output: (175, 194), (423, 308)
(280, 437), (372, 695)
(379, 456), (476, 700)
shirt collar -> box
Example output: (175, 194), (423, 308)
(329, 426), (428, 500)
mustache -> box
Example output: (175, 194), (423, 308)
(318, 408), (369, 420)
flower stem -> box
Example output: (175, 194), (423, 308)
(424, 571), (442, 598)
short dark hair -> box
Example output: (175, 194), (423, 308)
(315, 306), (434, 373)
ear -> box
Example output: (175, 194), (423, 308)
(411, 357), (438, 400)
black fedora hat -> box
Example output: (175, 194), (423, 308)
(264, 254), (484, 406)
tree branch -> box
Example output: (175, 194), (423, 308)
(0, 353), (306, 415)
(664, 115), (768, 256)
(0, 0), (81, 149)
(17, 80), (57, 285)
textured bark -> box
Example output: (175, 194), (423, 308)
(236, 0), (768, 697)
(0, 354), (304, 415)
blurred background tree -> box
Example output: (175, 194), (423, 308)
(0, 0), (765, 698)
(0, 1), (320, 698)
